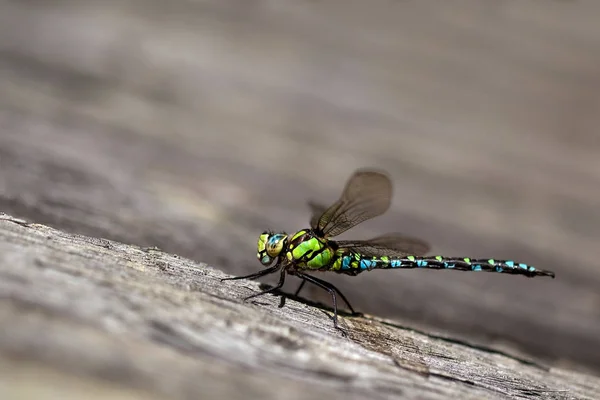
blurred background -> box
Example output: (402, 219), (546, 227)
(1, 0), (599, 375)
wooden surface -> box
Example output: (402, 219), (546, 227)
(1, 214), (599, 400)
(0, 0), (600, 390)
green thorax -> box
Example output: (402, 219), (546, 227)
(285, 229), (335, 270)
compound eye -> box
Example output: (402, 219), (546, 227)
(266, 234), (286, 258)
(259, 253), (273, 265)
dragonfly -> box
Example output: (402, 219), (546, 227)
(222, 169), (555, 334)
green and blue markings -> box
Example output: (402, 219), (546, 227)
(340, 254), (539, 275)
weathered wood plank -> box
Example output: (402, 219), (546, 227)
(1, 214), (598, 399)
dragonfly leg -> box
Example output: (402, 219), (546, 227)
(243, 267), (287, 301)
(299, 273), (357, 314)
(278, 279), (306, 308)
(221, 263), (282, 282)
(277, 276), (357, 316)
(293, 279), (307, 297)
(295, 272), (347, 336)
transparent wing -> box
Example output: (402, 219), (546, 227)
(312, 169), (393, 238)
(308, 200), (327, 231)
(336, 232), (431, 257)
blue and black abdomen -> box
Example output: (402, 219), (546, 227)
(333, 252), (554, 278)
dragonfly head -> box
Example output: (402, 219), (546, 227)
(257, 231), (288, 266)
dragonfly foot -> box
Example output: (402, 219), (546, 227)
(334, 324), (348, 338)
(278, 295), (287, 308)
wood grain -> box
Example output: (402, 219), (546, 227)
(1, 214), (599, 399)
